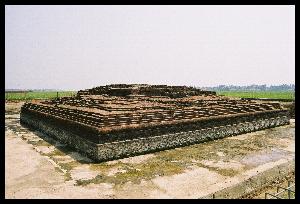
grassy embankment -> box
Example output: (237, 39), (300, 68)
(217, 91), (294, 100)
(5, 91), (76, 100)
(5, 90), (294, 100)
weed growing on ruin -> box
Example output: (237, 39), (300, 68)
(27, 139), (51, 146)
(58, 161), (80, 171)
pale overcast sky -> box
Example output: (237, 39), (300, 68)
(5, 5), (295, 90)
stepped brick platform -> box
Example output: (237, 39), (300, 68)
(20, 84), (290, 161)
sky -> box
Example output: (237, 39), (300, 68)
(5, 5), (295, 90)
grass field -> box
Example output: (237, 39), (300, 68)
(217, 91), (295, 100)
(5, 90), (295, 100)
(5, 91), (77, 100)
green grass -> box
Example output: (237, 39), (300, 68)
(5, 90), (294, 100)
(217, 91), (294, 100)
(5, 91), (76, 100)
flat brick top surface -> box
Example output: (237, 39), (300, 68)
(21, 84), (286, 132)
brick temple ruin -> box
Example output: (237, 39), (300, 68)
(20, 84), (290, 161)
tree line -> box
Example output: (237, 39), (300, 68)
(200, 84), (295, 91)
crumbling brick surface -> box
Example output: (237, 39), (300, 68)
(20, 84), (290, 161)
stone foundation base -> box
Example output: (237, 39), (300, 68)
(20, 111), (290, 162)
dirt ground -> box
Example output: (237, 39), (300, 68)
(5, 102), (295, 199)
